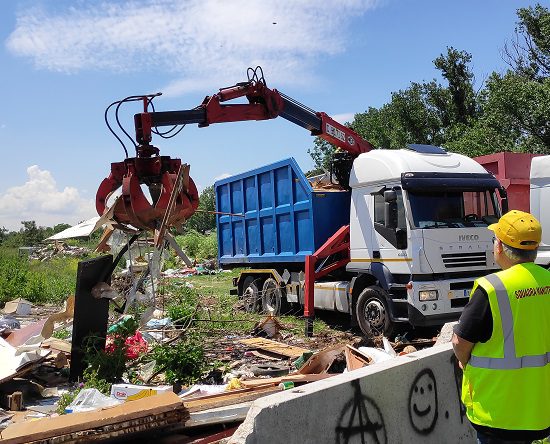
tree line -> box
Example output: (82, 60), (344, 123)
(309, 4), (550, 172)
(0, 186), (217, 248)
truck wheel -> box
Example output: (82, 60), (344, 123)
(356, 286), (394, 337)
(242, 276), (261, 313)
(261, 278), (289, 315)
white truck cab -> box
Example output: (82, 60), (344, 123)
(346, 144), (504, 333)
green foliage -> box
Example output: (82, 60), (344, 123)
(166, 285), (199, 324)
(309, 6), (550, 165)
(149, 335), (206, 385)
(506, 4), (550, 80)
(0, 220), (86, 248)
(83, 317), (140, 383)
(0, 249), (76, 304)
(175, 230), (217, 261)
(52, 328), (71, 340)
(186, 185), (216, 234)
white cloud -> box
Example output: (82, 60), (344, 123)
(0, 166), (96, 231)
(332, 113), (356, 125)
(6, 0), (378, 93)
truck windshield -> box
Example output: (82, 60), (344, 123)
(407, 189), (500, 228)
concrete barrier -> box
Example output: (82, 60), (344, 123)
(229, 343), (476, 444)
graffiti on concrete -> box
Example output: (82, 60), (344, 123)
(335, 379), (387, 444)
(450, 355), (466, 423)
(408, 368), (438, 434)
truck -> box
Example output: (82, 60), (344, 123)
(530, 155), (550, 268)
(97, 67), (508, 337)
(474, 152), (550, 268)
(216, 145), (507, 336)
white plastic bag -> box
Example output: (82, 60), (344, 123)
(66, 388), (121, 413)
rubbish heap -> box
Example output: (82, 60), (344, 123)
(0, 227), (441, 443)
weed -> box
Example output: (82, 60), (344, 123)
(175, 230), (217, 261)
(83, 317), (140, 383)
(0, 248), (76, 305)
(149, 335), (207, 385)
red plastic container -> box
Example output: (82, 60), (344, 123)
(474, 152), (541, 212)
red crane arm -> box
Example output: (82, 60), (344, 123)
(134, 78), (373, 157)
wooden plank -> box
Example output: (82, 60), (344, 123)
(0, 392), (186, 444)
(183, 386), (279, 413)
(238, 338), (310, 359)
(345, 345), (371, 371)
(239, 373), (334, 388)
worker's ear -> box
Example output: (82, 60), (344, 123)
(495, 238), (503, 254)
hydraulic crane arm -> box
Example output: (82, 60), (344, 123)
(97, 67), (373, 231)
(134, 75), (373, 157)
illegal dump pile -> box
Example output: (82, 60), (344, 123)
(0, 231), (438, 443)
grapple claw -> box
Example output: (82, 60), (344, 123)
(95, 154), (199, 231)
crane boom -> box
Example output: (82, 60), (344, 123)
(97, 67), (373, 231)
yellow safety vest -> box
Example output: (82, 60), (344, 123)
(461, 263), (550, 431)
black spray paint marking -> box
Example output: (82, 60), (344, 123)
(450, 355), (466, 423)
(408, 368), (438, 434)
(335, 380), (387, 444)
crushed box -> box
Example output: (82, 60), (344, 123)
(110, 383), (173, 401)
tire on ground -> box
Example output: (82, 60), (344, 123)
(355, 285), (394, 337)
(261, 277), (289, 315)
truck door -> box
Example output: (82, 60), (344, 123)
(372, 188), (409, 272)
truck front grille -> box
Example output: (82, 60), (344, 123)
(442, 252), (487, 269)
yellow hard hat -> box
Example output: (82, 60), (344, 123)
(488, 210), (542, 250)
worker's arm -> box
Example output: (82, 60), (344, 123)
(452, 333), (475, 369)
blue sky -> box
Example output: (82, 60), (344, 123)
(0, 0), (537, 230)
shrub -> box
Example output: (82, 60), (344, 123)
(175, 230), (217, 261)
(149, 335), (206, 385)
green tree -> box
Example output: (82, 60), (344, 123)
(434, 47), (478, 124)
(20, 221), (44, 246)
(186, 185), (216, 234)
(504, 4), (550, 80)
(450, 5), (550, 155)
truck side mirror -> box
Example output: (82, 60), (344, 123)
(384, 191), (398, 230)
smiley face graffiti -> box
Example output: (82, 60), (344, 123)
(408, 368), (438, 434)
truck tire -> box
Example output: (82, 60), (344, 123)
(356, 286), (394, 337)
(261, 278), (289, 315)
(242, 276), (261, 313)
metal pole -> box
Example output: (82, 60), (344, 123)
(304, 255), (315, 337)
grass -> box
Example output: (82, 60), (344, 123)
(162, 269), (337, 340)
(0, 247), (78, 305)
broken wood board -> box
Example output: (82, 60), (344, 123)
(345, 344), (372, 371)
(41, 338), (72, 354)
(239, 338), (310, 359)
(239, 373), (334, 388)
(0, 392), (187, 444)
(183, 386), (279, 413)
(298, 343), (347, 374)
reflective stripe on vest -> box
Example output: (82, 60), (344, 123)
(469, 273), (550, 370)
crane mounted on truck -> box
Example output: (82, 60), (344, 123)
(97, 67), (508, 336)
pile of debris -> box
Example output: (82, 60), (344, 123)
(0, 285), (439, 443)
(29, 242), (90, 261)
(0, 227), (442, 442)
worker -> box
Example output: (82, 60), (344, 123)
(452, 210), (550, 443)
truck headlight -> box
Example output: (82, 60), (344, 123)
(419, 290), (438, 301)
